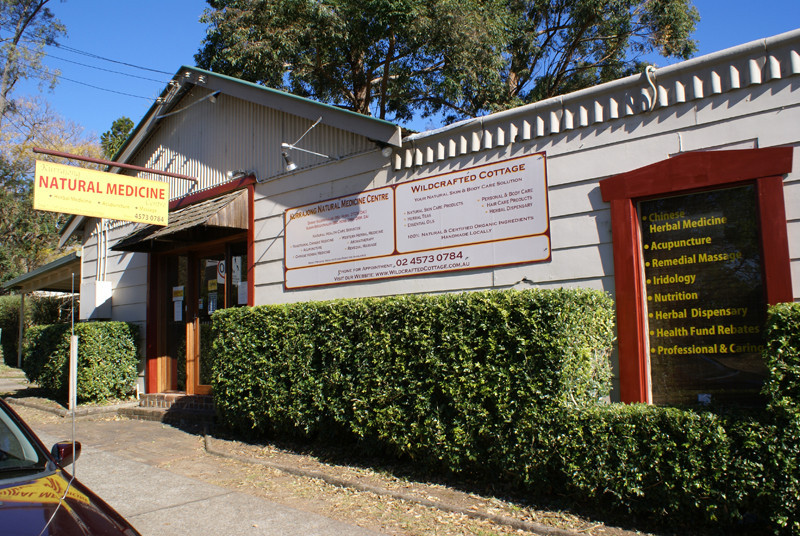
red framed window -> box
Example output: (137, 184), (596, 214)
(599, 148), (793, 404)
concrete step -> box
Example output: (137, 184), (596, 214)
(119, 393), (216, 428)
(137, 393), (214, 411)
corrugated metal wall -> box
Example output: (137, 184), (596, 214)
(126, 87), (375, 200)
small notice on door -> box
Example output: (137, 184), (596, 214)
(172, 286), (184, 321)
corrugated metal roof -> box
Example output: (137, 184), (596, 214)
(2, 251), (82, 293)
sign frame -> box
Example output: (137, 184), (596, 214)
(34, 160), (169, 226)
(283, 153), (550, 289)
(598, 147), (794, 405)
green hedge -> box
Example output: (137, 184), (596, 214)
(528, 404), (770, 531)
(0, 295), (22, 362)
(210, 292), (800, 534)
(762, 302), (800, 534)
(211, 289), (613, 468)
(22, 321), (139, 403)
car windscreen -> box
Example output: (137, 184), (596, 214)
(0, 405), (47, 475)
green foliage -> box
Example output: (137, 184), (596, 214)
(0, 294), (73, 363)
(196, 0), (698, 123)
(27, 294), (74, 325)
(100, 116), (134, 159)
(763, 303), (800, 414)
(210, 293), (800, 533)
(0, 295), (22, 362)
(502, 0), (699, 106)
(0, 0), (66, 121)
(762, 303), (800, 534)
(0, 156), (65, 286)
(535, 405), (769, 531)
(210, 288), (614, 461)
(22, 321), (139, 403)
(197, 0), (507, 122)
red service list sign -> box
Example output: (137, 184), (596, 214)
(284, 153), (549, 289)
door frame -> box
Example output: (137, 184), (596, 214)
(146, 233), (248, 394)
(186, 247), (227, 396)
(145, 182), (256, 394)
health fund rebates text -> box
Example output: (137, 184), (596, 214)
(640, 185), (767, 406)
(33, 160), (169, 226)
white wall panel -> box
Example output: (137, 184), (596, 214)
(788, 221), (800, 259)
(548, 182), (606, 218)
(785, 182), (800, 220)
(110, 304), (146, 324)
(550, 212), (611, 250)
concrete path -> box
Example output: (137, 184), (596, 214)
(33, 422), (385, 536)
(0, 366), (387, 536)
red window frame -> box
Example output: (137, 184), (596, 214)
(599, 147), (794, 403)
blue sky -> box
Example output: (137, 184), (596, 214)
(17, 0), (800, 138)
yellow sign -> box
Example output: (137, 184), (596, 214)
(34, 160), (169, 226)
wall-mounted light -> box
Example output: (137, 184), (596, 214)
(282, 152), (297, 172)
(280, 142), (329, 159)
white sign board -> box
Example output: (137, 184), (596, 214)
(284, 153), (549, 289)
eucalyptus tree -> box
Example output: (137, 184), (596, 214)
(0, 0), (65, 130)
(196, 0), (508, 122)
(196, 0), (699, 124)
(494, 0), (700, 110)
(0, 98), (100, 286)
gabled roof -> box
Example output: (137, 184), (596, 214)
(115, 66), (401, 166)
(61, 66), (403, 245)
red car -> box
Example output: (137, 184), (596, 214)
(0, 398), (140, 535)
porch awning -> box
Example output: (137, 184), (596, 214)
(112, 189), (248, 253)
(2, 251), (82, 294)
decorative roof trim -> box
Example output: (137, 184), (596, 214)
(395, 29), (800, 170)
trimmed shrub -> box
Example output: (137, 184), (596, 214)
(531, 404), (769, 532)
(762, 302), (800, 534)
(211, 288), (614, 470)
(22, 321), (139, 403)
(209, 292), (799, 534)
